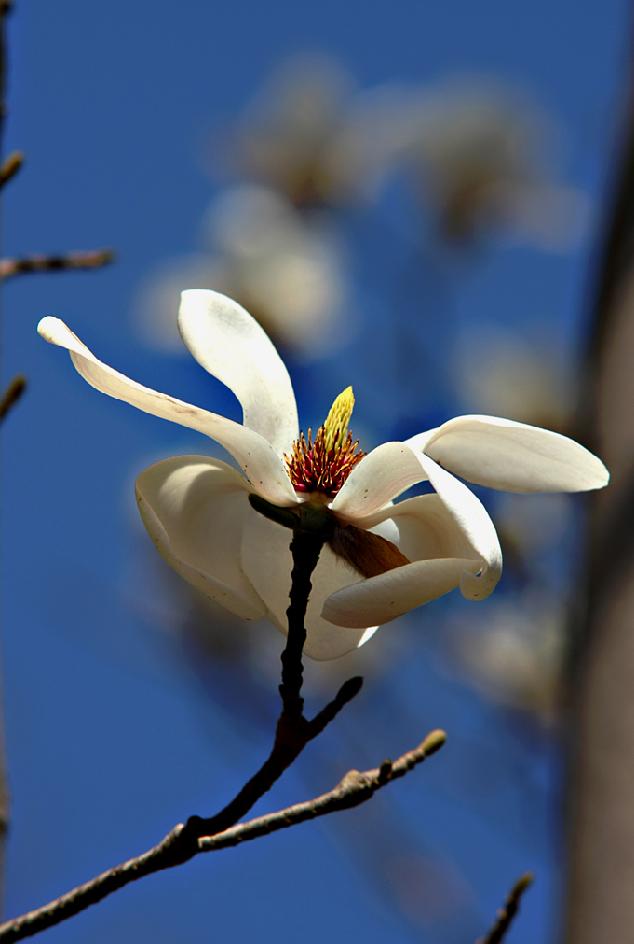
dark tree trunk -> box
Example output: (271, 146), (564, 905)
(564, 52), (634, 944)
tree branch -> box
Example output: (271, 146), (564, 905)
(0, 374), (25, 421)
(0, 149), (22, 188)
(0, 249), (114, 280)
(199, 728), (446, 852)
(476, 873), (533, 944)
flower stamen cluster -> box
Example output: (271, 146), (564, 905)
(285, 386), (364, 497)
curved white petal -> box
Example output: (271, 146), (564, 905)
(350, 448), (502, 600)
(378, 493), (486, 561)
(136, 456), (266, 620)
(38, 317), (298, 507)
(324, 486), (502, 628)
(410, 414), (609, 493)
(330, 441), (426, 520)
(412, 451), (502, 600)
(241, 510), (378, 660)
(322, 558), (472, 628)
(178, 290), (299, 456)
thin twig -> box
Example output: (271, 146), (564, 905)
(477, 873), (534, 944)
(0, 149), (21, 188)
(199, 729), (447, 851)
(0, 374), (25, 421)
(0, 249), (114, 280)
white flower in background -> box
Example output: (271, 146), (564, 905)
(223, 56), (397, 209)
(401, 80), (587, 247)
(135, 187), (347, 357)
(38, 290), (608, 660)
(452, 327), (575, 429)
(448, 593), (566, 725)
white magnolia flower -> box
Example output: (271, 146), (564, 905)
(38, 290), (608, 660)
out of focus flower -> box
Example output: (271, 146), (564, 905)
(401, 80), (587, 247)
(39, 290), (608, 660)
(222, 56), (396, 210)
(452, 328), (575, 430)
(135, 187), (347, 357)
(448, 592), (566, 725)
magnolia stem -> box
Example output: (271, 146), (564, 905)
(280, 529), (325, 718)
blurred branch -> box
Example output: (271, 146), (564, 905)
(0, 374), (26, 421)
(0, 526), (444, 942)
(0, 249), (114, 280)
(476, 873), (533, 944)
(0, 149), (22, 188)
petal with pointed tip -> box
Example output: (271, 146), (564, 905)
(410, 414), (609, 493)
(178, 290), (299, 456)
(38, 317), (298, 507)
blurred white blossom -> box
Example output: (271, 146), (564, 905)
(222, 55), (399, 208)
(448, 592), (566, 725)
(135, 186), (348, 357)
(400, 80), (588, 247)
(452, 327), (575, 429)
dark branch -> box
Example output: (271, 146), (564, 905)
(279, 529), (323, 717)
(0, 374), (25, 421)
(477, 873), (534, 944)
(0, 149), (22, 188)
(0, 249), (114, 280)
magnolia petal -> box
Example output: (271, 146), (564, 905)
(330, 441), (426, 520)
(135, 456), (266, 620)
(178, 290), (299, 456)
(331, 439), (501, 599)
(240, 510), (378, 660)
(410, 414), (610, 493)
(38, 317), (298, 507)
(379, 493), (484, 561)
(351, 450), (502, 601)
(322, 557), (472, 628)
(412, 452), (502, 600)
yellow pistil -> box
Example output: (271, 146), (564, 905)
(285, 386), (364, 498)
(322, 386), (355, 454)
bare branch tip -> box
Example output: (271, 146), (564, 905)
(422, 729), (447, 754)
(477, 871), (535, 944)
(0, 374), (27, 421)
(0, 150), (24, 188)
